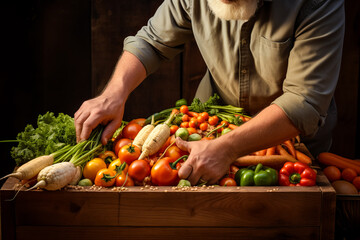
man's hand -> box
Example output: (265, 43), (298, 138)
(74, 94), (126, 145)
(74, 51), (147, 145)
(176, 137), (236, 185)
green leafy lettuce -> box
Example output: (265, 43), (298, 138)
(10, 112), (77, 166)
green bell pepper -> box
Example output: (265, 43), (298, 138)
(235, 163), (278, 186)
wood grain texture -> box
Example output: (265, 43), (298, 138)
(15, 226), (320, 240)
(1, 173), (335, 240)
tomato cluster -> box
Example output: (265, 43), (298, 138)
(176, 105), (221, 137)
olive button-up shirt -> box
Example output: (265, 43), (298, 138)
(123, 0), (344, 141)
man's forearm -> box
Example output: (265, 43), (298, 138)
(218, 104), (300, 160)
(102, 51), (147, 100)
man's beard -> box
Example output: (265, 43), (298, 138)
(207, 0), (258, 21)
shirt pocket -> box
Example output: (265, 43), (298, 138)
(258, 36), (293, 84)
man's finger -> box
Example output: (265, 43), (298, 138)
(176, 137), (191, 152)
(101, 119), (122, 145)
(178, 162), (193, 180)
(74, 111), (90, 143)
(79, 116), (99, 142)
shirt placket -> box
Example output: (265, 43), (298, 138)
(239, 21), (252, 111)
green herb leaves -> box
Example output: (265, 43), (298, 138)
(10, 112), (76, 166)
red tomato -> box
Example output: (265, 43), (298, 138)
(341, 168), (357, 182)
(216, 124), (224, 133)
(197, 115), (206, 124)
(118, 143), (141, 165)
(187, 127), (197, 135)
(170, 125), (179, 135)
(172, 108), (180, 114)
(199, 122), (208, 131)
(115, 171), (135, 187)
(323, 166), (341, 182)
(220, 120), (229, 127)
(128, 159), (151, 182)
(94, 168), (116, 187)
(219, 177), (237, 186)
(108, 159), (128, 173)
(165, 145), (187, 161)
(83, 158), (107, 182)
(189, 119), (198, 128)
(208, 116), (219, 126)
(182, 114), (190, 122)
(151, 157), (180, 186)
(122, 123), (142, 140)
(200, 112), (209, 120)
(180, 105), (189, 114)
(352, 176), (360, 190)
(98, 150), (117, 165)
(114, 138), (133, 156)
(128, 118), (146, 127)
(180, 122), (189, 128)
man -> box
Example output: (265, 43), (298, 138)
(75, 0), (344, 185)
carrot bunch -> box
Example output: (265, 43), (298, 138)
(234, 138), (312, 169)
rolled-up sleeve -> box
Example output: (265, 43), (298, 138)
(123, 0), (194, 76)
(272, 0), (345, 137)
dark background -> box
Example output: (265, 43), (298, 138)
(0, 0), (359, 180)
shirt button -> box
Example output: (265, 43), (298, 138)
(241, 39), (247, 46)
(241, 69), (247, 74)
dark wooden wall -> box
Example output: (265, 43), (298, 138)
(0, 0), (359, 179)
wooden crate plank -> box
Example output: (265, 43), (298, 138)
(118, 190), (322, 227)
(16, 226), (319, 240)
(318, 172), (336, 240)
(14, 190), (119, 226)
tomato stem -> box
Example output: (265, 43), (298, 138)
(170, 155), (188, 170)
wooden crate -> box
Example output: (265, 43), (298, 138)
(1, 171), (335, 240)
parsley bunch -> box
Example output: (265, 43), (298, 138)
(9, 112), (77, 166)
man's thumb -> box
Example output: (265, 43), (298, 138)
(175, 137), (190, 152)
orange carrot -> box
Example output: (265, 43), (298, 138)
(254, 149), (267, 156)
(283, 140), (296, 158)
(244, 116), (251, 122)
(295, 150), (312, 165)
(318, 152), (360, 174)
(327, 153), (360, 167)
(265, 146), (276, 156)
(187, 111), (199, 117)
(234, 155), (297, 169)
(276, 145), (297, 162)
(228, 124), (238, 130)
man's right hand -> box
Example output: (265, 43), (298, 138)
(74, 51), (147, 145)
(74, 93), (126, 145)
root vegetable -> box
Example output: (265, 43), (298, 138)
(139, 112), (176, 159)
(234, 155), (297, 169)
(318, 152), (360, 175)
(28, 162), (78, 191)
(295, 150), (312, 165)
(132, 115), (155, 150)
(69, 166), (82, 185)
(0, 155), (54, 181)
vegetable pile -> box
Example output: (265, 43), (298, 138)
(1, 95), (320, 191)
(318, 152), (360, 195)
